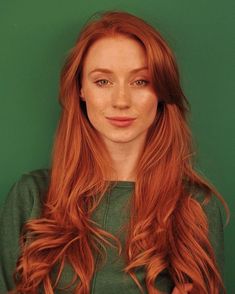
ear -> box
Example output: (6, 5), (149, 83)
(80, 88), (85, 101)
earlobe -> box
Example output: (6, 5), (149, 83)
(80, 88), (85, 101)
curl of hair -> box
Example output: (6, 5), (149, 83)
(13, 10), (230, 294)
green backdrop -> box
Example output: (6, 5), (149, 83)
(0, 0), (234, 292)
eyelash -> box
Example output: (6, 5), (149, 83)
(94, 79), (149, 87)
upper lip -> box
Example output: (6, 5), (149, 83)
(106, 116), (136, 121)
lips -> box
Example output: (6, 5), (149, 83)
(106, 116), (136, 121)
(106, 116), (136, 127)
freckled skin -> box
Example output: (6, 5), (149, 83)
(80, 35), (158, 148)
(80, 38), (194, 293)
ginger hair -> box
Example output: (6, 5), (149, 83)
(13, 10), (230, 294)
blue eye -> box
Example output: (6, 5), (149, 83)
(134, 80), (149, 86)
(94, 79), (149, 87)
(95, 79), (110, 87)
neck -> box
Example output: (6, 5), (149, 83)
(102, 136), (146, 182)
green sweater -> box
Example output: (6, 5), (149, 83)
(0, 169), (225, 293)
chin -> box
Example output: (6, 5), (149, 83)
(103, 133), (138, 144)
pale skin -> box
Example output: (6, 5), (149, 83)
(80, 35), (193, 293)
(80, 35), (158, 181)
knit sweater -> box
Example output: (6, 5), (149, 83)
(0, 169), (225, 293)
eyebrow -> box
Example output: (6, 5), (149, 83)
(88, 66), (149, 76)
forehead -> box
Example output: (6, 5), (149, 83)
(82, 36), (148, 73)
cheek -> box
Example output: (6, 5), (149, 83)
(84, 87), (107, 113)
(140, 95), (158, 119)
(84, 99), (105, 125)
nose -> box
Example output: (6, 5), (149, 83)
(111, 84), (131, 109)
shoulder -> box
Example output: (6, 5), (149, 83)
(1, 168), (51, 224)
(18, 168), (50, 188)
(192, 193), (224, 263)
(20, 168), (50, 197)
(11, 167), (50, 196)
(193, 193), (224, 223)
(8, 168), (50, 204)
(189, 192), (225, 254)
(190, 192), (225, 278)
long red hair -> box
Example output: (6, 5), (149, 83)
(13, 10), (230, 294)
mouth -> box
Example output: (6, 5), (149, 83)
(106, 116), (136, 127)
(106, 116), (136, 121)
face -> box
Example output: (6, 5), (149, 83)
(80, 35), (158, 147)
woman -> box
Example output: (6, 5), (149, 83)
(0, 10), (230, 294)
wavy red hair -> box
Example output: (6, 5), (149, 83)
(12, 10), (230, 294)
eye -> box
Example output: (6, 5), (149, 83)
(134, 79), (149, 86)
(94, 79), (111, 87)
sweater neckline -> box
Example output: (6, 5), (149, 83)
(107, 180), (135, 188)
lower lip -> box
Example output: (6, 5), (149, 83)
(107, 119), (135, 127)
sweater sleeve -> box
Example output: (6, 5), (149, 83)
(0, 170), (48, 292)
(202, 195), (225, 282)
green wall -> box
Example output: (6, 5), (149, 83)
(0, 0), (234, 292)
